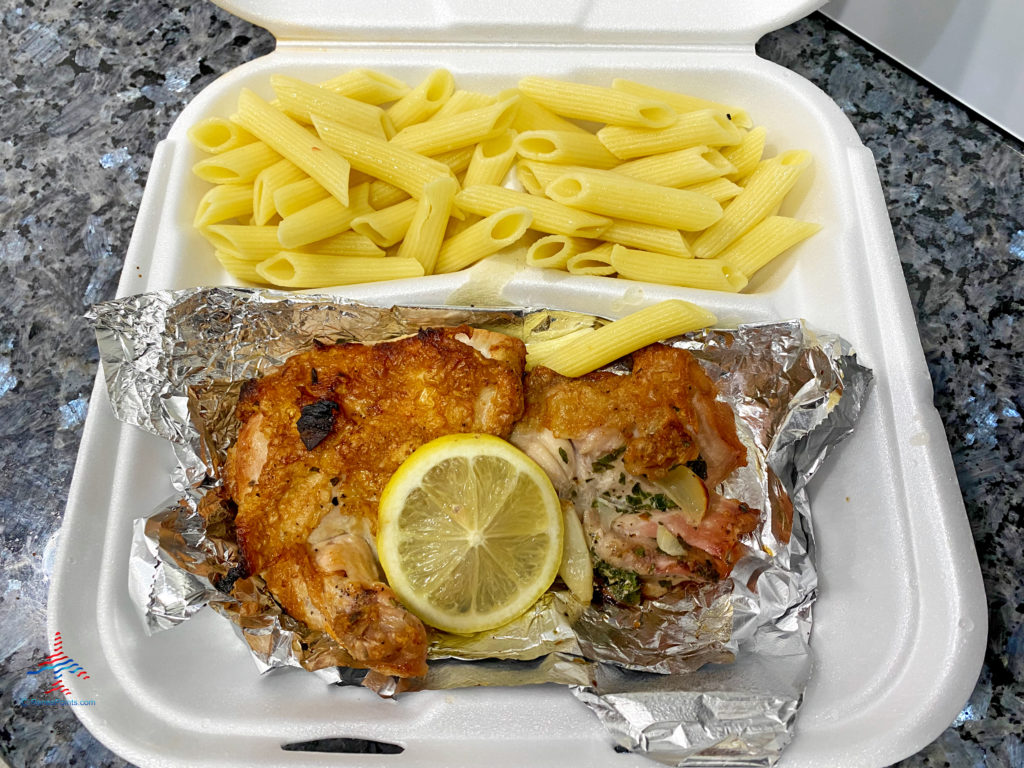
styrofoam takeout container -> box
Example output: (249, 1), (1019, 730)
(50, 1), (986, 766)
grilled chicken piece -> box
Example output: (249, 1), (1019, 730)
(224, 327), (526, 677)
(511, 343), (757, 603)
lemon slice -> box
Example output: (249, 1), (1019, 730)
(377, 433), (563, 635)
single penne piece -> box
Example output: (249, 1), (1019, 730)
(611, 79), (753, 130)
(271, 75), (392, 139)
(600, 218), (691, 257)
(273, 177), (331, 218)
(188, 117), (258, 154)
(256, 253), (424, 288)
(610, 245), (747, 291)
(194, 184), (253, 227)
(613, 145), (736, 188)
(682, 177), (744, 204)
(514, 159), (582, 195)
(386, 69), (455, 131)
(192, 141), (281, 184)
(390, 96), (519, 155)
(715, 216), (821, 277)
(202, 224), (283, 260)
(544, 168), (722, 231)
(351, 198), (419, 247)
(312, 114), (455, 199)
(722, 126), (767, 182)
(396, 176), (458, 274)
(597, 109), (743, 160)
(430, 144), (477, 176)
(215, 249), (269, 284)
(456, 185), (610, 238)
(277, 182), (372, 249)
(518, 76), (675, 129)
(526, 235), (598, 269)
(429, 90), (497, 121)
(306, 231), (387, 257)
(507, 91), (588, 134)
(566, 243), (616, 276)
(234, 89), (351, 206)
(318, 69), (411, 105)
(252, 159), (306, 225)
(434, 207), (533, 274)
(525, 299), (717, 376)
(691, 150), (812, 259)
(515, 130), (619, 169)
(463, 130), (518, 188)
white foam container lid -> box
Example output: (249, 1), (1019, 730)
(51, 1), (987, 766)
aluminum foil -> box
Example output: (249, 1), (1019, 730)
(89, 286), (872, 766)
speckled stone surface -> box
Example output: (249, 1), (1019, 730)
(1, 3), (1021, 767)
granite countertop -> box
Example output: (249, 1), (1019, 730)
(1, 3), (1021, 766)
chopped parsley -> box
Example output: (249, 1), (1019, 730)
(591, 446), (626, 473)
(594, 560), (642, 605)
(558, 447), (569, 464)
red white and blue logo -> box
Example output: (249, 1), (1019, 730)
(27, 631), (90, 696)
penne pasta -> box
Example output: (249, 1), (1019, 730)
(192, 141), (281, 185)
(682, 177), (744, 204)
(429, 90), (497, 121)
(234, 89), (351, 206)
(544, 167), (723, 231)
(526, 235), (598, 269)
(515, 130), (619, 169)
(691, 149), (812, 259)
(202, 224), (282, 260)
(351, 198), (419, 247)
(306, 231), (386, 258)
(600, 218), (691, 257)
(194, 184), (253, 227)
(188, 117), (258, 154)
(318, 69), (410, 105)
(256, 253), (425, 288)
(566, 243), (616, 276)
(597, 109), (743, 160)
(514, 159), (582, 195)
(610, 245), (747, 291)
(312, 114), (455, 199)
(434, 207), (533, 274)
(272, 177), (330, 219)
(277, 182), (372, 249)
(387, 69), (456, 132)
(715, 216), (821, 277)
(456, 185), (610, 238)
(215, 248), (269, 284)
(509, 91), (589, 134)
(613, 145), (736, 188)
(390, 96), (519, 156)
(525, 299), (717, 376)
(191, 70), (817, 293)
(518, 76), (676, 129)
(252, 159), (306, 225)
(722, 126), (767, 183)
(271, 75), (393, 139)
(396, 176), (458, 274)
(463, 130), (518, 188)
(611, 79), (753, 130)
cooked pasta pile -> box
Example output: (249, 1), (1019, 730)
(189, 69), (819, 291)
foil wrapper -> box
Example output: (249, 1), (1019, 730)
(90, 287), (872, 766)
